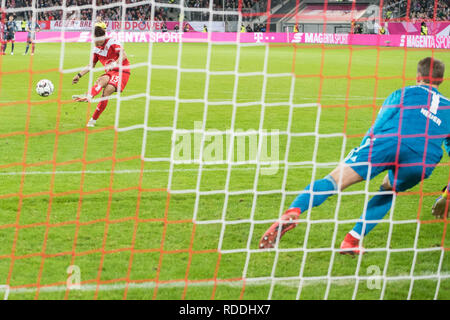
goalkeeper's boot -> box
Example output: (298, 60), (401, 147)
(86, 118), (96, 128)
(72, 94), (90, 102)
(340, 233), (364, 255)
(259, 208), (301, 249)
(432, 186), (449, 219)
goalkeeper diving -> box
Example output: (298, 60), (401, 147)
(260, 57), (450, 254)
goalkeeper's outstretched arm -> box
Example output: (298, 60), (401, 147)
(432, 184), (450, 219)
(433, 135), (450, 219)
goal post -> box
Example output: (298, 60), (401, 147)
(0, 0), (449, 300)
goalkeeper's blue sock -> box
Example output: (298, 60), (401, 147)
(350, 186), (393, 239)
(290, 175), (338, 213)
(25, 44), (29, 54)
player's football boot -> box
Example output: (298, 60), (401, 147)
(259, 208), (301, 249)
(86, 118), (96, 128)
(432, 186), (449, 219)
(339, 233), (364, 255)
(72, 94), (90, 102)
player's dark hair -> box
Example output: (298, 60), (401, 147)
(417, 57), (445, 86)
(94, 26), (106, 38)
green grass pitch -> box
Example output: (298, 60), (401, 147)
(0, 41), (449, 300)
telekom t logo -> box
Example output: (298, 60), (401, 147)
(254, 33), (264, 43)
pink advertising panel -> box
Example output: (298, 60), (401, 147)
(13, 31), (450, 49)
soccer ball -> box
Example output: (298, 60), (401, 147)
(36, 79), (54, 97)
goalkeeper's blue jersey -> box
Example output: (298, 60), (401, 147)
(364, 84), (450, 164)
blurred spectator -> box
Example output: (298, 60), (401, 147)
(8, 0), (170, 21)
(383, 0), (449, 21)
(420, 21), (428, 35)
(4, 0), (272, 22)
(409, 0), (450, 21)
(259, 23), (266, 32)
(8, 0), (447, 25)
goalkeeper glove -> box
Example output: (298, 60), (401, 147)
(432, 185), (449, 219)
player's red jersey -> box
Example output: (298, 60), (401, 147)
(92, 37), (130, 72)
(92, 37), (131, 92)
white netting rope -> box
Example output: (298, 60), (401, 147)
(1, 0), (448, 300)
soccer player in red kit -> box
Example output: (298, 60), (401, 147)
(72, 26), (130, 127)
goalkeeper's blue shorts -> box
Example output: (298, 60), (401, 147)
(344, 137), (440, 192)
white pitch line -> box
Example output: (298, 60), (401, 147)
(0, 168), (244, 176)
(0, 93), (386, 105)
(1, 272), (449, 295)
(0, 164), (335, 176)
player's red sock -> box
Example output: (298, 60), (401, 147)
(92, 99), (108, 120)
(31, 44), (35, 54)
(89, 84), (103, 98)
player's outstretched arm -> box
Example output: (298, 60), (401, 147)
(72, 65), (92, 84)
(72, 57), (98, 84)
(117, 49), (127, 66)
(105, 48), (127, 72)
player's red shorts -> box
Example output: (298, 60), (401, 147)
(104, 70), (130, 92)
